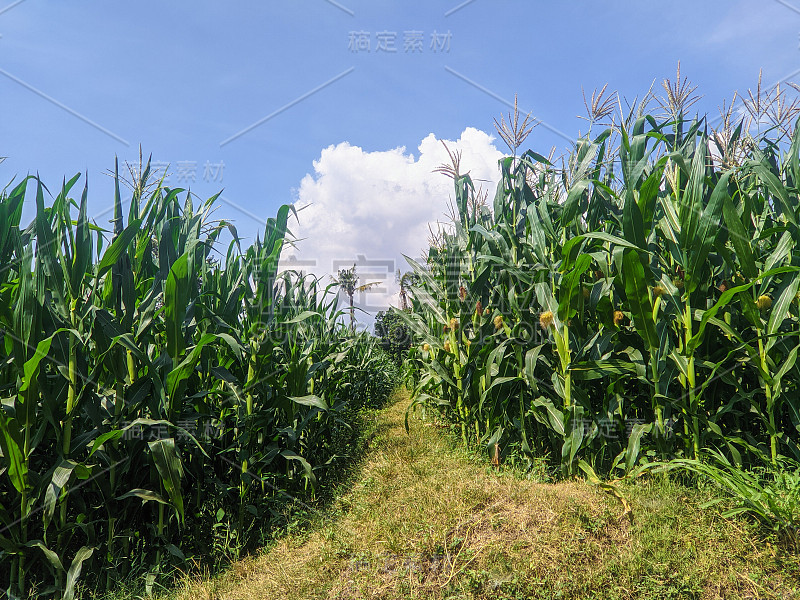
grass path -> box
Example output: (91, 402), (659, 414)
(172, 390), (799, 600)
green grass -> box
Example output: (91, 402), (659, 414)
(127, 389), (800, 600)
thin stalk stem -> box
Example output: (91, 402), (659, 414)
(60, 318), (78, 533)
(684, 301), (699, 460)
(757, 333), (777, 465)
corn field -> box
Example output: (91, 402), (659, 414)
(0, 161), (398, 598)
(401, 96), (800, 478)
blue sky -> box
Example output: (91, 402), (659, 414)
(1, 0), (799, 320)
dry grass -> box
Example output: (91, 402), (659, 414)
(165, 390), (800, 600)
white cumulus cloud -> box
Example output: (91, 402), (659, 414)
(280, 127), (504, 327)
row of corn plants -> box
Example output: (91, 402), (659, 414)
(400, 96), (800, 480)
(0, 160), (398, 598)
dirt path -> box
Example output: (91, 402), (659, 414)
(173, 390), (799, 600)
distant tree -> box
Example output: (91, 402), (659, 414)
(396, 270), (420, 311)
(375, 309), (412, 365)
(334, 264), (380, 332)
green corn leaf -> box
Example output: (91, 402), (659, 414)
(88, 430), (124, 457)
(70, 180), (92, 297)
(622, 249), (658, 349)
(96, 218), (142, 279)
(622, 189), (647, 249)
(625, 422), (652, 471)
(43, 460), (81, 530)
(281, 450), (316, 488)
(165, 253), (190, 362)
(523, 346), (544, 391)
(557, 254), (592, 322)
(33, 178), (59, 286)
(687, 282), (753, 355)
(562, 179), (590, 225)
(773, 346), (798, 393)
(290, 395), (329, 411)
(281, 310), (321, 325)
(0, 413), (27, 494)
(678, 140), (708, 248)
(686, 171), (729, 293)
(722, 195), (757, 280)
(64, 546), (94, 600)
(116, 488), (169, 505)
(532, 397), (565, 436)
(166, 333), (217, 401)
(19, 335), (54, 392)
(28, 540), (64, 574)
(563, 406), (586, 470)
(750, 161), (797, 226)
(479, 376), (520, 412)
(569, 359), (640, 380)
(764, 231), (793, 273)
(580, 231), (645, 251)
(148, 438), (185, 522)
(486, 425), (504, 458)
(767, 275), (800, 339)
